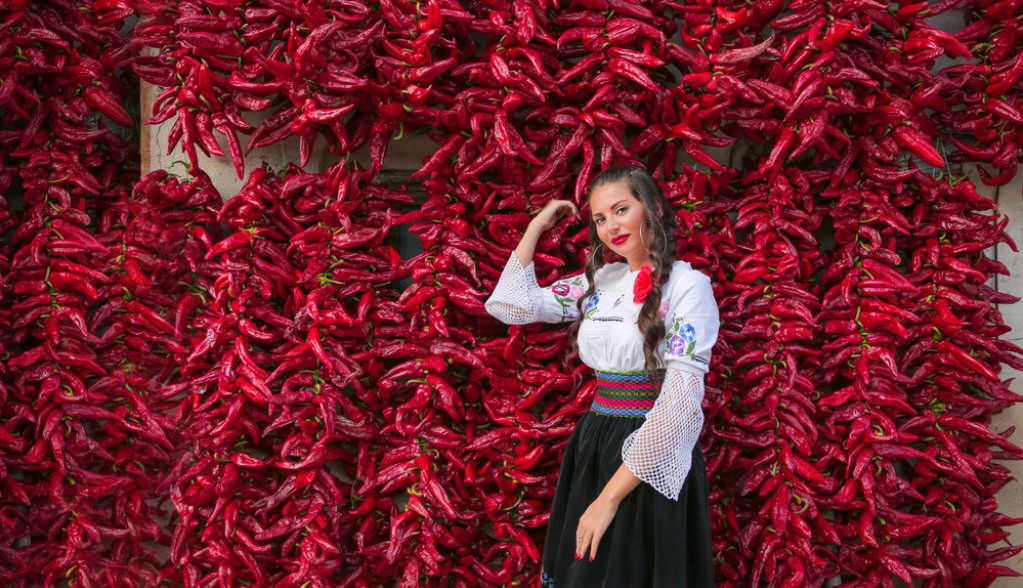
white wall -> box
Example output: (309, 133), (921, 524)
(991, 171), (1023, 586)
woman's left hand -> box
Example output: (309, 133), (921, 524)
(575, 497), (619, 562)
(575, 463), (641, 561)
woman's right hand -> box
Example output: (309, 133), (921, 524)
(529, 199), (579, 234)
(514, 199), (580, 268)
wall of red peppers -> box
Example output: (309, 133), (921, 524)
(3, 1), (1023, 587)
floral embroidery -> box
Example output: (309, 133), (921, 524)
(665, 315), (698, 360)
(541, 571), (555, 587)
(659, 301), (669, 318)
(584, 290), (601, 319)
(612, 295), (623, 308)
(551, 277), (585, 316)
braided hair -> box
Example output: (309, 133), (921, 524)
(568, 165), (679, 382)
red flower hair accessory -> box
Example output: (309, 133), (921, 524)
(633, 265), (657, 303)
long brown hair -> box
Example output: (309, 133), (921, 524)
(568, 165), (679, 380)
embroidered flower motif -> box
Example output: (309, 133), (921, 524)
(552, 279), (586, 316)
(633, 265), (656, 303)
(666, 317), (698, 359)
(659, 301), (669, 318)
(612, 295), (623, 309)
(584, 290), (601, 319)
(552, 278), (584, 298)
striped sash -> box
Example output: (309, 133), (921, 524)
(590, 370), (663, 418)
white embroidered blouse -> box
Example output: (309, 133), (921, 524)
(485, 254), (720, 500)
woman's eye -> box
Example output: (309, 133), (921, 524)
(616, 206), (628, 215)
(594, 217), (605, 225)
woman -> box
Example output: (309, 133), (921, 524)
(485, 165), (719, 587)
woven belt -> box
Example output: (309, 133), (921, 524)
(589, 370), (664, 418)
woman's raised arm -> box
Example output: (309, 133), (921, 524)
(485, 200), (585, 325)
(514, 199), (578, 268)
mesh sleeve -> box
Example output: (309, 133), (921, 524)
(621, 366), (706, 501)
(484, 254), (586, 325)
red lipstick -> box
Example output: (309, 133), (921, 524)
(611, 234), (629, 245)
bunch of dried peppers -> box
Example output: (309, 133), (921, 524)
(2, 0), (1023, 586)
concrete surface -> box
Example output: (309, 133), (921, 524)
(991, 171), (1023, 587)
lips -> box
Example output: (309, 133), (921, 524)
(611, 234), (629, 245)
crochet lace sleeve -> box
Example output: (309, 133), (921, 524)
(484, 254), (587, 325)
(621, 366), (706, 501)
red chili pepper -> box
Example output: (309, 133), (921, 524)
(892, 125), (946, 168)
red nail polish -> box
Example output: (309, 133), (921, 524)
(589, 555), (594, 562)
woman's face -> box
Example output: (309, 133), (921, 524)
(589, 180), (654, 270)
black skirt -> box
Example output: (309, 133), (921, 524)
(539, 406), (715, 587)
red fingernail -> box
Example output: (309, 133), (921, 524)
(589, 555), (594, 562)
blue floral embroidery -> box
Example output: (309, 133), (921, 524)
(583, 290), (601, 319)
(541, 571), (554, 587)
(665, 315), (698, 360)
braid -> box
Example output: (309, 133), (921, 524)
(637, 218), (676, 384)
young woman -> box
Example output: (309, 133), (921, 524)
(485, 165), (719, 587)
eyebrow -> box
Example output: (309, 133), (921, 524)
(591, 200), (630, 218)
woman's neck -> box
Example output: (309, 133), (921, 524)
(626, 254), (653, 272)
